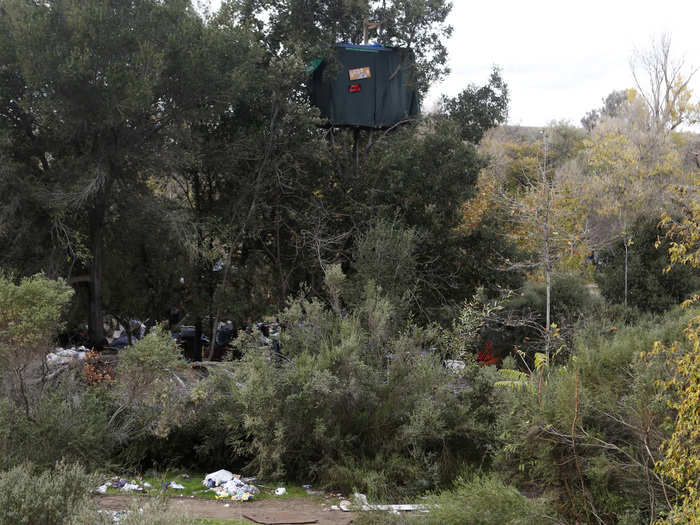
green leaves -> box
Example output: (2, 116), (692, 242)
(0, 273), (73, 356)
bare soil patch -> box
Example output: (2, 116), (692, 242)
(97, 494), (355, 524)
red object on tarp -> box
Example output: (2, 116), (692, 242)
(349, 84), (361, 93)
(477, 341), (502, 366)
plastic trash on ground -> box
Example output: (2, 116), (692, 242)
(329, 492), (429, 513)
(203, 469), (234, 488)
(168, 482), (185, 490)
(274, 487), (286, 496)
(211, 474), (260, 501)
(96, 484), (108, 494)
(121, 483), (144, 493)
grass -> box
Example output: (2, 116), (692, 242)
(101, 471), (321, 503)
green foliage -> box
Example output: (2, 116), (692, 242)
(0, 272), (73, 356)
(0, 273), (73, 415)
(0, 388), (116, 472)
(419, 473), (552, 525)
(595, 215), (700, 312)
(653, 186), (700, 524)
(504, 273), (598, 358)
(355, 473), (553, 525)
(348, 219), (418, 316)
(223, 277), (499, 496)
(440, 66), (509, 143)
(509, 273), (596, 325)
(493, 305), (697, 523)
(0, 462), (97, 525)
(114, 326), (190, 439)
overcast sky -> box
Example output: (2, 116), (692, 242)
(206, 0), (700, 128)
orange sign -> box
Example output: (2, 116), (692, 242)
(348, 67), (371, 81)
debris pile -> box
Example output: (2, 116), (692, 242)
(203, 469), (260, 501)
(46, 347), (88, 366)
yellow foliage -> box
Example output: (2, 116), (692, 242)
(653, 182), (700, 524)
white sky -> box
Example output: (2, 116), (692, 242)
(206, 0), (700, 128)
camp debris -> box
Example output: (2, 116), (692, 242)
(203, 469), (234, 488)
(46, 347), (88, 365)
(204, 469), (259, 501)
(332, 493), (429, 513)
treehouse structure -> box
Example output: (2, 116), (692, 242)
(309, 43), (419, 129)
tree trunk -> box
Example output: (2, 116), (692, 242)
(88, 183), (107, 350)
(624, 236), (629, 308)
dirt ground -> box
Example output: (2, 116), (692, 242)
(97, 494), (356, 524)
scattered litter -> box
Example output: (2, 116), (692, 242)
(328, 493), (428, 513)
(354, 493), (369, 506)
(274, 487), (286, 496)
(143, 482), (152, 488)
(302, 484), (311, 489)
(224, 504), (230, 508)
(47, 346), (88, 365)
(444, 359), (466, 372)
(96, 484), (108, 494)
(112, 479), (127, 488)
(121, 483), (144, 493)
(169, 482), (185, 490)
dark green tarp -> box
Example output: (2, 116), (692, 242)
(310, 44), (419, 128)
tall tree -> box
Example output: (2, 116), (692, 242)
(0, 0), (204, 347)
(224, 0), (453, 95)
(631, 34), (700, 134)
(481, 124), (588, 354)
(439, 66), (509, 143)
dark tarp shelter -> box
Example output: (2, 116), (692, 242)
(309, 44), (419, 129)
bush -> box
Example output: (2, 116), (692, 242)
(421, 473), (552, 525)
(508, 272), (597, 326)
(354, 473), (553, 525)
(83, 498), (200, 525)
(347, 219), (419, 317)
(223, 278), (500, 497)
(492, 304), (698, 523)
(113, 325), (189, 439)
(0, 273), (73, 416)
(0, 388), (117, 472)
(595, 215), (700, 312)
(0, 462), (97, 525)
(500, 273), (598, 360)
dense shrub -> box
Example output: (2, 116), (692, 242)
(420, 473), (553, 525)
(0, 388), (117, 472)
(0, 462), (96, 525)
(493, 305), (697, 523)
(223, 275), (500, 497)
(507, 272), (598, 329)
(499, 272), (599, 360)
(113, 325), (190, 439)
(0, 273), (73, 416)
(595, 215), (700, 312)
(354, 473), (553, 525)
